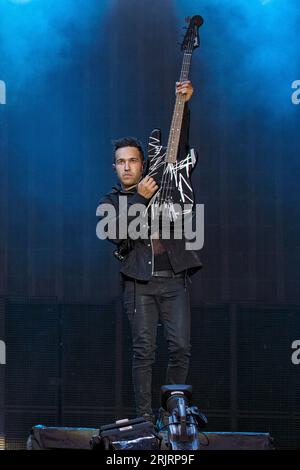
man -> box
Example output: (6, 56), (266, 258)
(97, 81), (202, 424)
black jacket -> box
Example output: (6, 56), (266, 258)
(97, 104), (203, 281)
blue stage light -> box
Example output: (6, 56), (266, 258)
(9, 0), (32, 4)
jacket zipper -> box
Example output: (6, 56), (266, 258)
(150, 234), (154, 276)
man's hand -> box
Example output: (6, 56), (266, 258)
(176, 80), (194, 102)
(137, 176), (159, 199)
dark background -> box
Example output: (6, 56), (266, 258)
(0, 0), (299, 449)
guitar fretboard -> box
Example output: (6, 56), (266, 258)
(166, 51), (192, 163)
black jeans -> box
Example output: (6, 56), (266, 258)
(123, 274), (191, 417)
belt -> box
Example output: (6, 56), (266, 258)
(152, 270), (184, 278)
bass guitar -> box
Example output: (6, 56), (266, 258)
(146, 15), (203, 222)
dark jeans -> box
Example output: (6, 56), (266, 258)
(123, 274), (191, 417)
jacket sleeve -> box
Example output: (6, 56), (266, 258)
(96, 191), (149, 246)
(177, 102), (190, 161)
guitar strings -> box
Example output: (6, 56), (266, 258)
(159, 32), (194, 215)
(159, 54), (189, 208)
(163, 44), (193, 207)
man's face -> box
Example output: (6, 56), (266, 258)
(114, 146), (144, 189)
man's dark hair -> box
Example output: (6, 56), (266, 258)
(113, 137), (144, 162)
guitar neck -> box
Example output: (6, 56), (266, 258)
(166, 51), (192, 163)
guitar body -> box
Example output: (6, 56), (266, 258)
(146, 129), (197, 221)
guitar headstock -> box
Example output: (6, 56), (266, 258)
(181, 15), (204, 52)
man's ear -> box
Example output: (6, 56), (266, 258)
(112, 163), (116, 172)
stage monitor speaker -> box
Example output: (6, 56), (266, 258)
(91, 417), (161, 450)
(200, 432), (274, 450)
(27, 425), (98, 450)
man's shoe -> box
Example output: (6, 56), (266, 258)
(155, 408), (170, 449)
(141, 413), (156, 425)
